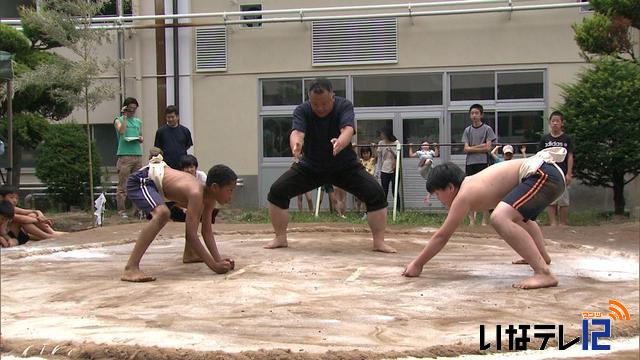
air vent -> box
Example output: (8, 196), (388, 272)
(195, 26), (227, 71)
(312, 18), (398, 66)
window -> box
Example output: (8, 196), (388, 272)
(578, 0), (593, 12)
(402, 118), (440, 157)
(497, 71), (543, 100)
(450, 72), (494, 101)
(497, 111), (543, 153)
(93, 124), (117, 167)
(96, 0), (133, 16)
(240, 4), (262, 28)
(304, 78), (347, 101)
(262, 79), (302, 106)
(0, 0), (34, 18)
(353, 74), (443, 107)
(355, 119), (393, 146)
(0, 145), (36, 168)
(450, 111), (496, 155)
(263, 116), (293, 158)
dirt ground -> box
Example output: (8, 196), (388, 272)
(1, 221), (638, 359)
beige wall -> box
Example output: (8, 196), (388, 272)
(191, 0), (588, 75)
(182, 1), (592, 177)
(191, 75), (259, 174)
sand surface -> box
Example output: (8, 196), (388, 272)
(1, 223), (638, 359)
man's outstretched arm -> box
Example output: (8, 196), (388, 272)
(331, 125), (354, 156)
(290, 130), (305, 159)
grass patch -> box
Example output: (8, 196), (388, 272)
(43, 208), (636, 232)
(225, 209), (450, 227)
(223, 208), (634, 227)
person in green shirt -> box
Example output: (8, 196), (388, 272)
(114, 97), (144, 218)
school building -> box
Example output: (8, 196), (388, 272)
(3, 0), (639, 213)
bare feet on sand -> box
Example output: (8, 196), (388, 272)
(512, 258), (551, 265)
(373, 243), (397, 253)
(121, 269), (156, 282)
(512, 274), (558, 289)
(53, 231), (68, 237)
(182, 255), (203, 263)
(264, 238), (288, 249)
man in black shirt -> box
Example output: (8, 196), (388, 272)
(266, 78), (395, 253)
(154, 105), (193, 169)
(538, 111), (574, 226)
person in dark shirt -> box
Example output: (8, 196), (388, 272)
(538, 111), (574, 226)
(154, 105), (193, 170)
(266, 78), (395, 253)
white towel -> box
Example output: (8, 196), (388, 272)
(518, 147), (567, 183)
(148, 154), (168, 200)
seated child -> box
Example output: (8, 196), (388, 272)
(0, 185), (66, 242)
(409, 141), (440, 179)
(0, 200), (18, 247)
(122, 153), (237, 282)
(403, 147), (567, 290)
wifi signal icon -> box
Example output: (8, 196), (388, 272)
(608, 299), (630, 321)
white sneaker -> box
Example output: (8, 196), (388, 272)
(120, 212), (128, 219)
(361, 213), (367, 220)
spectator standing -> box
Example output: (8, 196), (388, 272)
(114, 97), (143, 218)
(539, 111), (574, 226)
(154, 105), (193, 170)
(375, 127), (400, 200)
(462, 103), (495, 226)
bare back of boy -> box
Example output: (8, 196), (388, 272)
(455, 160), (524, 211)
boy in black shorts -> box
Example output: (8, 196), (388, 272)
(403, 148), (567, 290)
(122, 156), (237, 282)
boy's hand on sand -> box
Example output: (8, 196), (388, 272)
(223, 257), (235, 270)
(402, 260), (423, 277)
(212, 260), (233, 274)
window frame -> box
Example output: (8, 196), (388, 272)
(448, 71), (496, 104)
(352, 73), (444, 108)
(239, 3), (263, 29)
(496, 69), (545, 103)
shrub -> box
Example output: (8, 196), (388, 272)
(35, 123), (101, 209)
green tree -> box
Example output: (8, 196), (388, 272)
(35, 123), (101, 209)
(559, 57), (640, 215)
(18, 0), (116, 206)
(0, 24), (79, 186)
(572, 0), (639, 62)
(0, 112), (50, 183)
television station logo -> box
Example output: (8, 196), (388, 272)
(480, 299), (632, 351)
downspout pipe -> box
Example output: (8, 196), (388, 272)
(172, 0), (179, 109)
